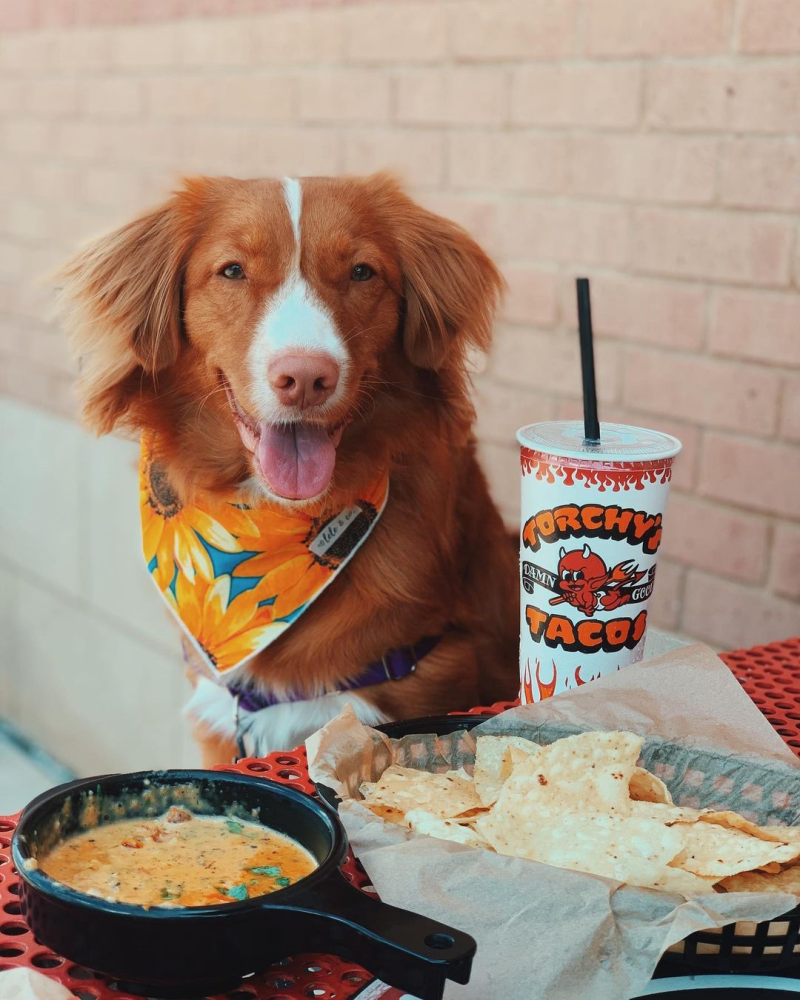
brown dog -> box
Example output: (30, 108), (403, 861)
(59, 173), (518, 765)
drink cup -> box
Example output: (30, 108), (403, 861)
(517, 421), (681, 704)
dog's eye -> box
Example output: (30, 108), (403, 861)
(221, 263), (245, 280)
(351, 264), (374, 282)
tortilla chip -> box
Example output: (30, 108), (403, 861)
(445, 766), (473, 782)
(473, 735), (540, 806)
(450, 806), (491, 821)
(649, 866), (719, 895)
(505, 745), (534, 770)
(699, 811), (796, 844)
(719, 865), (800, 895)
(494, 730), (643, 820)
(630, 801), (705, 825)
(405, 809), (493, 850)
(475, 805), (715, 894)
(360, 801), (407, 825)
(668, 820), (800, 878)
(361, 764), (482, 820)
(762, 825), (800, 847)
(472, 732), (719, 895)
(629, 767), (673, 805)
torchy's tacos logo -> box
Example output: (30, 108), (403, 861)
(522, 501), (661, 655)
(525, 605), (647, 655)
(522, 502), (663, 555)
(523, 544), (653, 615)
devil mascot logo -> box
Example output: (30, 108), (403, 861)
(550, 544), (645, 617)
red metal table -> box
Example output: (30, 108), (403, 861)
(0, 637), (798, 1000)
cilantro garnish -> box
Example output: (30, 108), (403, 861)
(224, 818), (258, 838)
(248, 865), (281, 876)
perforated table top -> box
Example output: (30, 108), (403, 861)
(0, 637), (798, 1000)
(720, 639), (800, 756)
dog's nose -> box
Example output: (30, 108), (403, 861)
(267, 352), (340, 409)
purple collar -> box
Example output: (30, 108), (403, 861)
(228, 635), (441, 713)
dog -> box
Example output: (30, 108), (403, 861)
(58, 173), (519, 765)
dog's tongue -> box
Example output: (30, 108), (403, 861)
(256, 423), (336, 500)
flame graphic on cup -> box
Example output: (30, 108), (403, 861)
(536, 659), (558, 700)
(574, 665), (601, 686)
(522, 659), (560, 702)
(522, 659), (534, 703)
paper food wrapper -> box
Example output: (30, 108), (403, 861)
(307, 644), (800, 1000)
(0, 970), (73, 1000)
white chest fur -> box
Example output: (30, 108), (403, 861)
(184, 677), (389, 758)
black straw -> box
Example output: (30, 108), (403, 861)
(576, 277), (600, 445)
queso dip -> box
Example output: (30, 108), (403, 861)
(38, 806), (316, 908)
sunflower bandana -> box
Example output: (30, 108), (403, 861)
(139, 435), (388, 678)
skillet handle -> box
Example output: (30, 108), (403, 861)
(269, 872), (476, 1000)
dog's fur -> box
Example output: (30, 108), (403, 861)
(59, 173), (518, 764)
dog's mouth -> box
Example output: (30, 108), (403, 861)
(221, 376), (347, 502)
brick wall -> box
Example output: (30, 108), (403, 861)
(1, 0), (799, 651)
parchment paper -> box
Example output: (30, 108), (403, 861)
(307, 644), (800, 1000)
(0, 969), (73, 1000)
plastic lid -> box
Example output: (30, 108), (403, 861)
(517, 421), (682, 462)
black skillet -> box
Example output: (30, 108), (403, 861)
(12, 769), (475, 999)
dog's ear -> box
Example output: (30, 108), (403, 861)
(57, 184), (200, 434)
(375, 176), (503, 370)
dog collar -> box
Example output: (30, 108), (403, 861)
(228, 635), (441, 713)
(140, 433), (389, 679)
